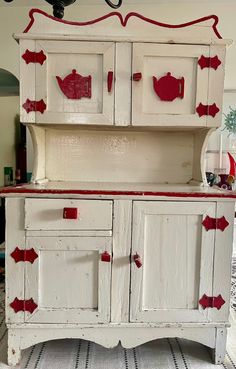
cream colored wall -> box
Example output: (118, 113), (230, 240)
(0, 96), (19, 187)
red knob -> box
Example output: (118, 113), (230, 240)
(133, 253), (142, 268)
(63, 207), (78, 220)
(101, 251), (111, 262)
(133, 73), (142, 82)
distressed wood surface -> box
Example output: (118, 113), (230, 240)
(25, 198), (113, 230)
(130, 201), (216, 323)
(5, 198), (25, 324)
(25, 236), (112, 324)
(111, 200), (132, 323)
(132, 43), (209, 127)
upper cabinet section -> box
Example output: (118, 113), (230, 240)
(16, 10), (230, 127)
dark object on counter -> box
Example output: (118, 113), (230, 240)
(206, 172), (216, 187)
(217, 174), (232, 190)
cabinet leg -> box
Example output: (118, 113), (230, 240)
(7, 331), (21, 366)
(212, 328), (227, 365)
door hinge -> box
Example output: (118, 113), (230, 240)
(199, 294), (225, 310)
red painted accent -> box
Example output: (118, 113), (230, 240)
(56, 69), (91, 100)
(107, 71), (114, 93)
(153, 72), (185, 101)
(11, 247), (38, 264)
(228, 152), (236, 177)
(22, 49), (47, 65)
(199, 294), (225, 310)
(24, 9), (222, 39)
(101, 251), (111, 262)
(63, 207), (78, 219)
(196, 103), (220, 117)
(198, 55), (221, 70)
(2, 186), (236, 199)
(133, 253), (142, 268)
(22, 99), (46, 114)
(133, 73), (142, 82)
(10, 297), (38, 314)
(202, 215), (229, 231)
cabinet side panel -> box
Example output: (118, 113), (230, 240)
(20, 40), (36, 123)
(5, 198), (25, 323)
(111, 200), (132, 322)
(207, 46), (226, 128)
(209, 201), (235, 322)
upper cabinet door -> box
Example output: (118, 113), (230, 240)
(132, 43), (223, 127)
(20, 40), (115, 125)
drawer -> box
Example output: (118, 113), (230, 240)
(25, 199), (113, 231)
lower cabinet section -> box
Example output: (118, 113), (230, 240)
(5, 196), (235, 366)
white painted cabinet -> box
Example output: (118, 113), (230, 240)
(3, 9), (234, 367)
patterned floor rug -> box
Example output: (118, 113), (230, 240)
(0, 259), (235, 369)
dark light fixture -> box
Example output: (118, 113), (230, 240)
(3, 0), (123, 19)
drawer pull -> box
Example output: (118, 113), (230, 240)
(63, 207), (78, 220)
(133, 253), (142, 268)
(107, 71), (114, 92)
(101, 251), (111, 262)
(133, 72), (142, 81)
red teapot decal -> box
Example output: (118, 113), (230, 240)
(56, 69), (92, 100)
(153, 72), (185, 102)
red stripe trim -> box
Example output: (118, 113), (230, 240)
(23, 9), (222, 39)
(0, 187), (235, 199)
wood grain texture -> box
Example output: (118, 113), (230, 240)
(25, 236), (112, 324)
(130, 201), (216, 323)
(25, 198), (113, 230)
(34, 40), (115, 125)
(209, 201), (235, 322)
(111, 200), (132, 322)
(20, 40), (36, 123)
(5, 198), (25, 324)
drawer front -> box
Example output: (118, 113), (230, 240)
(25, 199), (113, 230)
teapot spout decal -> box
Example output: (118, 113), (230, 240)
(56, 69), (92, 100)
(153, 72), (185, 102)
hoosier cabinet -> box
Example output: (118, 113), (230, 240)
(1, 9), (236, 366)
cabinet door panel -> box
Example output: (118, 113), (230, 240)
(132, 44), (210, 127)
(130, 201), (216, 323)
(21, 40), (115, 125)
(24, 237), (111, 323)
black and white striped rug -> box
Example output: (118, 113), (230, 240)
(0, 259), (235, 369)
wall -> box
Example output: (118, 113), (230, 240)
(0, 96), (19, 187)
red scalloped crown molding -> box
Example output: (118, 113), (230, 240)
(23, 8), (222, 39)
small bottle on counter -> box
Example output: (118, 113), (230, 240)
(4, 167), (13, 186)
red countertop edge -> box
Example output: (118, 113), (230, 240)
(23, 9), (222, 39)
(1, 186), (236, 199)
